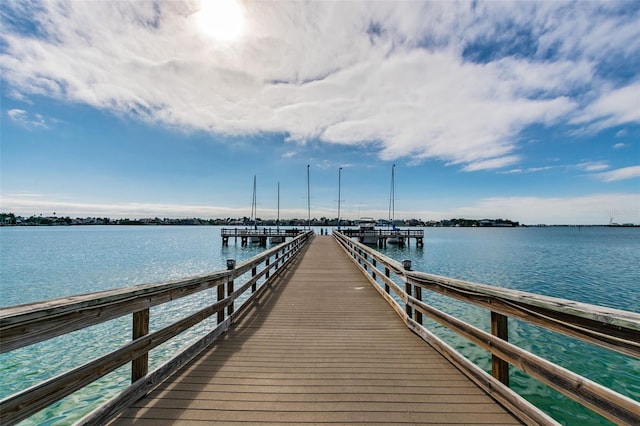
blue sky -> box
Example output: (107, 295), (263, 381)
(1, 0), (639, 225)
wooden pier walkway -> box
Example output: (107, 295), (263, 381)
(109, 236), (521, 425)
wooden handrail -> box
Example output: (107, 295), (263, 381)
(407, 271), (640, 357)
(333, 231), (640, 425)
(0, 271), (229, 354)
(0, 231), (313, 425)
(221, 227), (305, 236)
(340, 228), (424, 237)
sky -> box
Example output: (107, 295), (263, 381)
(1, 0), (639, 225)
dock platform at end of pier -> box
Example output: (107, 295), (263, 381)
(221, 227), (305, 246)
(340, 228), (425, 247)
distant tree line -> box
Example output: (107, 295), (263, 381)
(439, 218), (520, 227)
(1, 212), (520, 227)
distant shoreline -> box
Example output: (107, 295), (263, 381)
(1, 214), (637, 228)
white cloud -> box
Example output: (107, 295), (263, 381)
(0, 1), (638, 171)
(499, 166), (553, 174)
(571, 82), (640, 131)
(462, 155), (521, 172)
(535, 1), (640, 63)
(6, 108), (47, 129)
(613, 142), (628, 149)
(527, 166), (554, 173)
(7, 109), (26, 121)
(577, 161), (609, 172)
(0, 195), (248, 219)
(594, 166), (640, 182)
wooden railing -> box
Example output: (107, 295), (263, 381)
(221, 227), (307, 246)
(334, 231), (640, 426)
(0, 231), (314, 426)
(340, 228), (424, 238)
(220, 227), (305, 237)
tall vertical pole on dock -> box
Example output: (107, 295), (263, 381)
(307, 164), (311, 230)
(338, 167), (342, 230)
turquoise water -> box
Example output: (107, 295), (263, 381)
(1, 225), (267, 425)
(1, 225), (638, 425)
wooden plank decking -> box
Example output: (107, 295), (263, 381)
(108, 236), (521, 425)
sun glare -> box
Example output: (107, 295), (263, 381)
(197, 0), (245, 41)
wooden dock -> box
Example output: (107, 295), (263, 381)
(108, 236), (521, 425)
(340, 228), (425, 247)
(221, 227), (305, 246)
(3, 232), (638, 425)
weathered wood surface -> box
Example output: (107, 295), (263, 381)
(334, 231), (640, 358)
(0, 272), (229, 354)
(0, 233), (312, 425)
(0, 235), (305, 354)
(334, 231), (640, 425)
(407, 271), (640, 358)
(108, 236), (523, 425)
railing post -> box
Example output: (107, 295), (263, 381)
(405, 281), (412, 318)
(491, 311), (509, 386)
(385, 267), (390, 293)
(266, 257), (271, 280)
(252, 265), (257, 292)
(371, 258), (377, 280)
(131, 308), (149, 382)
(227, 275), (234, 316)
(217, 282), (225, 324)
(414, 286), (422, 324)
(224, 260), (236, 318)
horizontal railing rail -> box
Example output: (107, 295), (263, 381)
(333, 231), (640, 426)
(340, 228), (424, 237)
(0, 231), (314, 426)
(221, 227), (305, 236)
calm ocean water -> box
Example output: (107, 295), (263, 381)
(1, 225), (638, 425)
